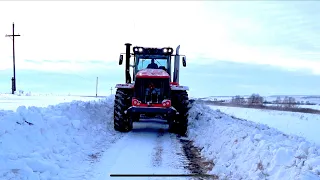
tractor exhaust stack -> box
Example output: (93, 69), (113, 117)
(125, 43), (132, 83)
(173, 45), (180, 83)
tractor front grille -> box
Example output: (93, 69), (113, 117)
(134, 78), (170, 104)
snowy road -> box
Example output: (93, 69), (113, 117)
(3, 94), (320, 179)
(94, 118), (197, 180)
(0, 95), (216, 180)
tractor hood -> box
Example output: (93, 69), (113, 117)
(136, 69), (170, 79)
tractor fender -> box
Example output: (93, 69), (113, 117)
(170, 85), (189, 91)
(115, 83), (134, 89)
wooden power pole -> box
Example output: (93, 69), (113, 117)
(110, 87), (113, 95)
(96, 77), (98, 97)
(5, 22), (21, 94)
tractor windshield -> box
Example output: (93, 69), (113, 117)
(136, 57), (168, 71)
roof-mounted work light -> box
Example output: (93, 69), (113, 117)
(134, 47), (144, 53)
(133, 46), (174, 55)
(162, 47), (173, 55)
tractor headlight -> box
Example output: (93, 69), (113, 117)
(139, 48), (143, 52)
(163, 48), (168, 53)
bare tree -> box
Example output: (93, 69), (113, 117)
(281, 96), (297, 108)
(275, 96), (282, 107)
(288, 97), (296, 108)
(248, 93), (264, 105)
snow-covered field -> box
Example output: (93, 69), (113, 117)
(202, 96), (320, 111)
(209, 105), (320, 146)
(299, 105), (320, 110)
(265, 96), (320, 105)
(202, 95), (320, 105)
(1, 94), (320, 180)
(188, 102), (320, 180)
(263, 103), (320, 110)
(0, 93), (101, 111)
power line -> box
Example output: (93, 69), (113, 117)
(5, 22), (21, 94)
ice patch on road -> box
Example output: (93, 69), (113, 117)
(0, 95), (123, 180)
(187, 101), (320, 180)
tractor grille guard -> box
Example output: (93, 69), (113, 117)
(145, 87), (161, 103)
(134, 78), (170, 104)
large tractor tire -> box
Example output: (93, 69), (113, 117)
(114, 89), (133, 132)
(169, 90), (189, 136)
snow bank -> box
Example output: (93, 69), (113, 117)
(188, 101), (320, 180)
(0, 95), (122, 180)
(210, 105), (320, 146)
(0, 94), (100, 111)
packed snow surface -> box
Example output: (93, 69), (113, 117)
(93, 119), (189, 180)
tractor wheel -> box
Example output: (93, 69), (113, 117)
(169, 90), (189, 136)
(114, 89), (133, 132)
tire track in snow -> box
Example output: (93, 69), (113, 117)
(151, 128), (165, 167)
(179, 136), (218, 180)
(92, 119), (189, 180)
(90, 117), (218, 180)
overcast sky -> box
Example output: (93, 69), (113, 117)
(0, 1), (205, 71)
(0, 1), (320, 96)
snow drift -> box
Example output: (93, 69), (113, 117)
(188, 101), (320, 180)
(209, 105), (320, 146)
(0, 95), (122, 180)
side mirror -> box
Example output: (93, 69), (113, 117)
(182, 56), (186, 67)
(119, 55), (123, 65)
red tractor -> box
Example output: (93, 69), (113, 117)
(114, 43), (189, 135)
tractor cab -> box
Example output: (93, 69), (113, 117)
(118, 44), (186, 84)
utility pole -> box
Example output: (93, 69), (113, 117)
(110, 87), (113, 95)
(96, 77), (98, 97)
(5, 22), (21, 94)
